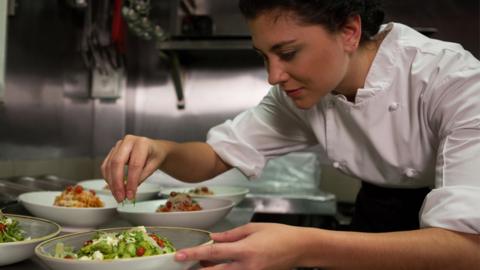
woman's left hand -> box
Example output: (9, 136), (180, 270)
(175, 223), (304, 270)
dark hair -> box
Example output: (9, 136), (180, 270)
(238, 0), (385, 44)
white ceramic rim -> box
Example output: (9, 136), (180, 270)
(117, 198), (235, 215)
(18, 191), (118, 211)
(161, 186), (249, 197)
(79, 179), (163, 193)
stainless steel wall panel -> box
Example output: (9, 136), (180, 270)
(0, 0), (126, 161)
(124, 43), (268, 142)
(128, 67), (269, 142)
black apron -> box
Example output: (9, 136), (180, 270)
(350, 181), (431, 232)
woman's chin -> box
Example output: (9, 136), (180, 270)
(291, 97), (317, 110)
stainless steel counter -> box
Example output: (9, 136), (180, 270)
(242, 186), (336, 216)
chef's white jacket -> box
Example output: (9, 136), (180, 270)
(207, 23), (480, 234)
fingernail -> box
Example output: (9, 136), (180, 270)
(175, 252), (187, 261)
(127, 191), (133, 199)
(116, 191), (124, 202)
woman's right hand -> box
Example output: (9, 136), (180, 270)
(101, 135), (167, 202)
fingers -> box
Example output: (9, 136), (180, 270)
(111, 139), (136, 202)
(102, 135), (165, 202)
(102, 140), (126, 202)
(125, 138), (150, 200)
(139, 160), (160, 182)
(102, 135), (140, 202)
(198, 263), (240, 270)
(210, 224), (253, 243)
(175, 243), (237, 263)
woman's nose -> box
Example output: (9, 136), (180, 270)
(267, 60), (289, 85)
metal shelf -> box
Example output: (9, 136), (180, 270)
(156, 38), (254, 109)
(156, 38), (253, 50)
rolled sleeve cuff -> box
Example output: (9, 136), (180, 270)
(207, 121), (266, 179)
(420, 186), (480, 233)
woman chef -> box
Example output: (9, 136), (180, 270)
(102, 0), (480, 269)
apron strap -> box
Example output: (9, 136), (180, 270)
(350, 181), (431, 232)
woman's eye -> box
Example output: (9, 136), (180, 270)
(254, 51), (268, 62)
(279, 51), (296, 61)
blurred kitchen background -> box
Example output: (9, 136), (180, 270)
(0, 0), (478, 226)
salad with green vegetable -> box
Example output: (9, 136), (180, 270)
(0, 211), (27, 243)
(54, 226), (176, 260)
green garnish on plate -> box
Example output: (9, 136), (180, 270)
(0, 210), (27, 243)
(53, 226), (175, 260)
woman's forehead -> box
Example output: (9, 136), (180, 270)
(249, 12), (329, 49)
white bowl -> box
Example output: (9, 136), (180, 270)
(0, 214), (61, 266)
(161, 186), (249, 205)
(78, 179), (163, 201)
(117, 198), (235, 229)
(18, 191), (118, 231)
(35, 226), (212, 270)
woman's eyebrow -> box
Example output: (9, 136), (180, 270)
(253, 39), (297, 53)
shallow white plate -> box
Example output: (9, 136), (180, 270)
(0, 214), (61, 266)
(18, 191), (118, 231)
(117, 198), (235, 229)
(79, 179), (163, 201)
(161, 186), (249, 205)
(36, 226), (212, 270)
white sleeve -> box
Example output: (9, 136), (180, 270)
(420, 59), (480, 233)
(206, 86), (318, 179)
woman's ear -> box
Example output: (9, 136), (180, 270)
(341, 14), (362, 53)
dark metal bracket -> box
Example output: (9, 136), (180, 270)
(165, 51), (185, 109)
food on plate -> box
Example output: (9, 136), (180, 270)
(157, 192), (202, 212)
(53, 226), (175, 260)
(188, 186), (214, 195)
(54, 185), (104, 208)
(0, 211), (28, 243)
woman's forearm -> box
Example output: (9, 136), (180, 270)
(296, 227), (480, 270)
(158, 140), (231, 182)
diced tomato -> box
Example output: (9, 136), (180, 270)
(170, 191), (177, 197)
(166, 201), (172, 208)
(149, 234), (165, 247)
(136, 246), (146, 256)
(89, 189), (96, 195)
(149, 234), (159, 242)
(66, 185), (73, 192)
(74, 185), (84, 194)
(156, 239), (164, 247)
(0, 224), (6, 232)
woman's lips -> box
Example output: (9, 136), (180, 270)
(285, 87), (304, 98)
